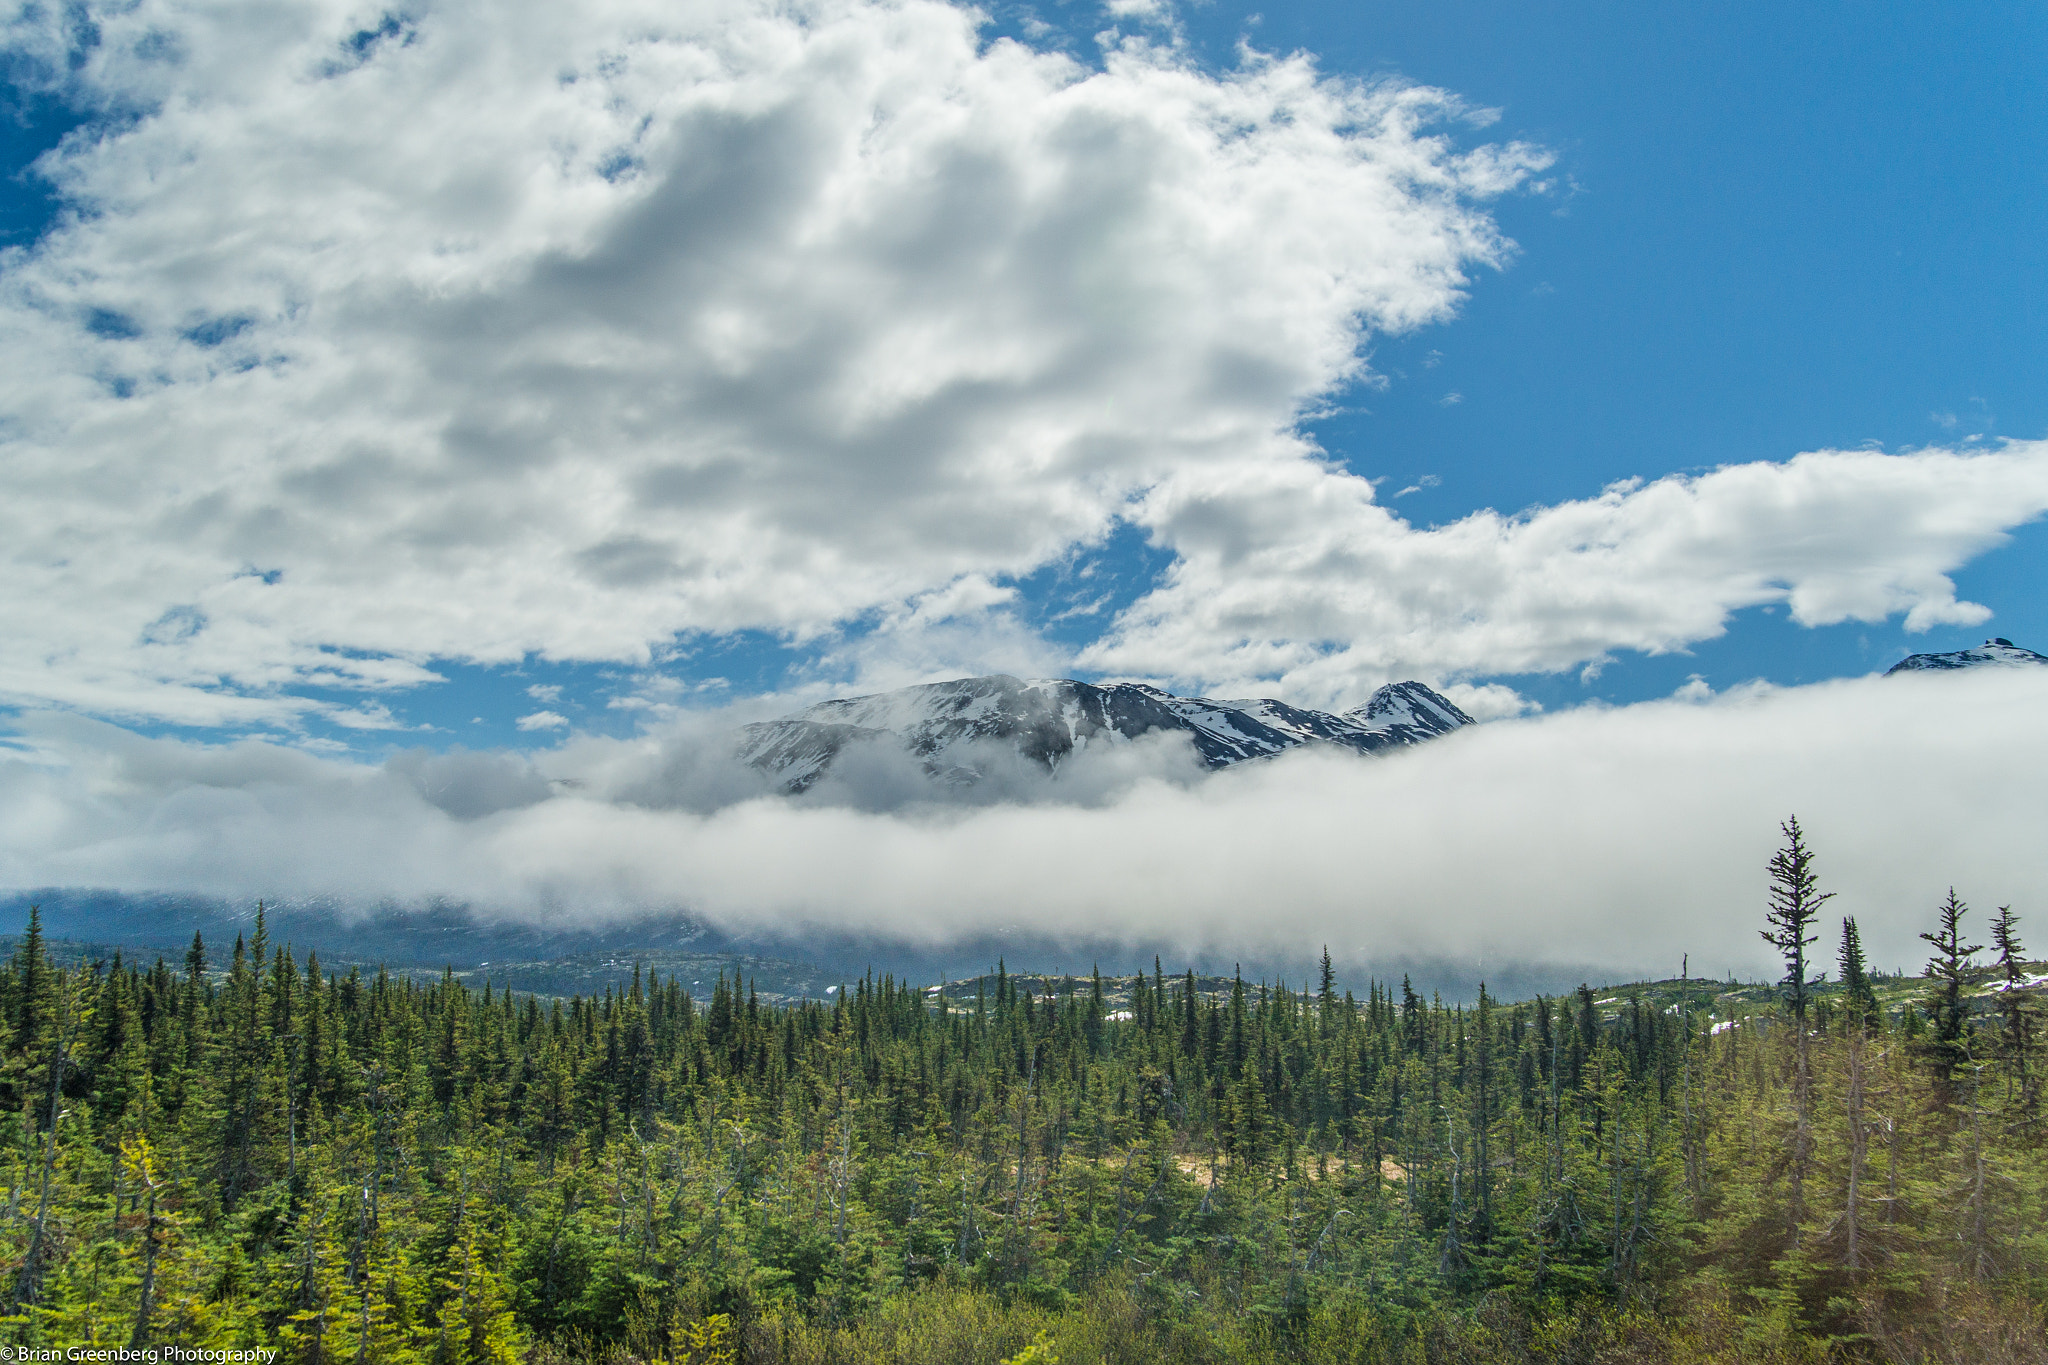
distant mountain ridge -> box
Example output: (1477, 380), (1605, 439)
(1886, 637), (2048, 675)
(738, 674), (1474, 792)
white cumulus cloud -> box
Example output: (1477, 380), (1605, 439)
(0, 0), (1542, 726)
(1087, 442), (2048, 706)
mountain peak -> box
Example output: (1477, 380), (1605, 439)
(1885, 638), (2048, 675)
(1347, 680), (1476, 740)
(738, 675), (1473, 792)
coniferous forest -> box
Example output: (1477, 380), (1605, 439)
(0, 824), (2043, 1364)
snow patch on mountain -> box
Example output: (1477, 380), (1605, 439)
(737, 676), (1475, 793)
(1885, 638), (2048, 675)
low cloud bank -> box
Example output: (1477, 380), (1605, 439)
(3, 669), (2043, 983)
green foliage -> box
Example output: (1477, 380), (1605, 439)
(1918, 889), (1986, 1106)
(0, 877), (2037, 1364)
(1837, 917), (1879, 1033)
(1000, 1327), (1059, 1365)
(1763, 817), (1832, 1022)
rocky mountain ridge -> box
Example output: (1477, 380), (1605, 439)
(738, 675), (1475, 792)
(1885, 637), (2048, 674)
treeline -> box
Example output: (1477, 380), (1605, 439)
(0, 827), (2042, 1363)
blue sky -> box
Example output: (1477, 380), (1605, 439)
(1064, 0), (2048, 712)
(2, 0), (2045, 752)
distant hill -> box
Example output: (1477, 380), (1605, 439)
(0, 887), (1618, 1004)
(0, 890), (840, 1001)
(921, 960), (2047, 1029)
(0, 888), (709, 965)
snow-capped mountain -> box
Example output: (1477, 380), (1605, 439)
(1885, 638), (2048, 675)
(738, 675), (1474, 792)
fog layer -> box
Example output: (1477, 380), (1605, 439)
(3, 669), (2042, 982)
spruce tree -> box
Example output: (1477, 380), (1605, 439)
(1837, 917), (1879, 1031)
(1917, 888), (1984, 1106)
(0, 901), (2043, 1355)
(1762, 817), (1832, 1021)
(1987, 905), (2037, 1109)
(14, 903), (50, 1052)
(1761, 818), (1832, 1251)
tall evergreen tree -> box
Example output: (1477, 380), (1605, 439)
(1917, 888), (1984, 1106)
(1837, 916), (1879, 1031)
(13, 903), (50, 1052)
(1987, 904), (2038, 1110)
(1759, 818), (1833, 1252)
(1762, 816), (1832, 1021)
